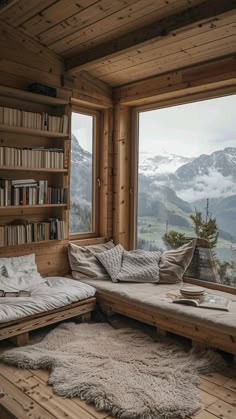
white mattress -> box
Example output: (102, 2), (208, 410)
(0, 277), (96, 323)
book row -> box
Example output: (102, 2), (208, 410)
(0, 179), (67, 206)
(0, 107), (69, 133)
(0, 146), (64, 169)
(0, 219), (66, 247)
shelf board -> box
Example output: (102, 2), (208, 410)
(0, 167), (67, 173)
(0, 85), (68, 106)
(0, 239), (68, 249)
(0, 124), (68, 138)
(0, 204), (67, 210)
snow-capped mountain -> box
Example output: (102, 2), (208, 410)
(139, 152), (193, 176)
(70, 134), (92, 205)
(176, 147), (236, 180)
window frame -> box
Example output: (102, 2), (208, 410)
(131, 89), (236, 294)
(69, 106), (100, 240)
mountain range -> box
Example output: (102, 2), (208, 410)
(70, 134), (236, 240)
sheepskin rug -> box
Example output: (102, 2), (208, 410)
(0, 322), (225, 419)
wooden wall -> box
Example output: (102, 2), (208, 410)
(0, 24), (113, 276)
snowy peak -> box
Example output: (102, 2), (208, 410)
(176, 147), (236, 180)
(139, 152), (193, 176)
(71, 134), (92, 166)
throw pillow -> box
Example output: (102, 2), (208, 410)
(159, 239), (196, 283)
(68, 241), (115, 280)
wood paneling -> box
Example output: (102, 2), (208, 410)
(65, 0), (236, 74)
(113, 105), (132, 248)
(114, 55), (236, 106)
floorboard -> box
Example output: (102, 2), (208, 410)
(0, 321), (235, 419)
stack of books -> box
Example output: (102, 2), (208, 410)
(0, 107), (69, 133)
(0, 179), (67, 206)
(0, 218), (66, 247)
(0, 146), (64, 169)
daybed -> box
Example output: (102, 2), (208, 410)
(0, 255), (96, 345)
(80, 279), (236, 355)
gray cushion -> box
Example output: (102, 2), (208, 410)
(159, 240), (196, 283)
(68, 241), (114, 280)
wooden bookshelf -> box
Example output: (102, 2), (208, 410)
(0, 124), (67, 138)
(0, 85), (68, 106)
(0, 86), (71, 247)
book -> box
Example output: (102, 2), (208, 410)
(172, 293), (231, 311)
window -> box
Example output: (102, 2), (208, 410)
(136, 94), (236, 288)
(69, 110), (98, 236)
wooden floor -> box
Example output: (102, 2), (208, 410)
(0, 321), (235, 419)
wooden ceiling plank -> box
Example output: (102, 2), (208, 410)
(51, 0), (201, 55)
(83, 18), (236, 79)
(108, 34), (236, 84)
(113, 55), (236, 104)
(38, 0), (139, 46)
(0, 0), (57, 26)
(100, 36), (236, 86)
(83, 12), (236, 74)
(106, 36), (236, 86)
(20, 0), (98, 37)
(65, 0), (236, 73)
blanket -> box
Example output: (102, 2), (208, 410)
(96, 244), (161, 283)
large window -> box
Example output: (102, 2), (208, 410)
(137, 94), (236, 288)
(69, 111), (98, 236)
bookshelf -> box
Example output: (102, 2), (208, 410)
(0, 85), (70, 247)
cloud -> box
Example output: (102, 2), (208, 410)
(177, 169), (236, 202)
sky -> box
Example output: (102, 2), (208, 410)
(139, 94), (236, 158)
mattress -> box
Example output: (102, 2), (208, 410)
(80, 278), (236, 335)
(0, 277), (96, 323)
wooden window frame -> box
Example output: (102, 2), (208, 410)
(69, 106), (100, 240)
(130, 87), (236, 294)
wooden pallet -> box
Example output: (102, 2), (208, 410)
(0, 297), (96, 346)
(96, 291), (236, 355)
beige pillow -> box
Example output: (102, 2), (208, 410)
(68, 241), (114, 280)
(159, 239), (196, 283)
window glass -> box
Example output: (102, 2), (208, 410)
(69, 112), (94, 234)
(137, 94), (236, 288)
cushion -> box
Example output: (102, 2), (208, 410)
(0, 253), (38, 278)
(159, 239), (196, 284)
(68, 241), (115, 280)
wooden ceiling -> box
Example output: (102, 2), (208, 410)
(1, 0), (236, 87)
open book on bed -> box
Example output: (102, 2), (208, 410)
(172, 293), (231, 311)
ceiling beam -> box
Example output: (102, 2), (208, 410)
(65, 0), (236, 74)
(113, 55), (236, 106)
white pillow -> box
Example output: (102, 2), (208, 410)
(0, 253), (39, 278)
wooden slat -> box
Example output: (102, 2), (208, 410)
(52, 0), (201, 55)
(97, 292), (236, 354)
(0, 374), (56, 419)
(87, 15), (236, 78)
(38, 0), (139, 46)
(83, 11), (236, 74)
(19, 0), (98, 37)
(65, 0), (236, 73)
(0, 0), (56, 26)
(102, 32), (236, 85)
(0, 299), (96, 340)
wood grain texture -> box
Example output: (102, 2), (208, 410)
(0, 321), (235, 419)
(96, 292), (236, 354)
(65, 0), (236, 73)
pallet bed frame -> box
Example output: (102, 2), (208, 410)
(96, 291), (236, 355)
(0, 297), (96, 346)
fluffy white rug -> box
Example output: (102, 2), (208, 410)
(1, 323), (225, 419)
